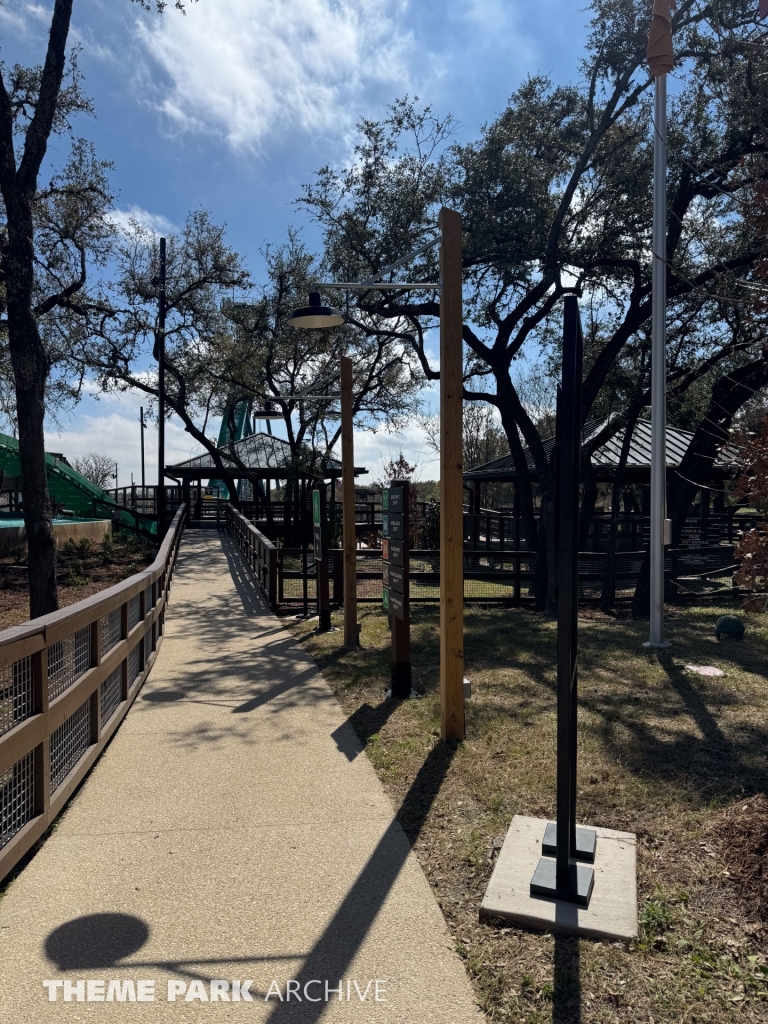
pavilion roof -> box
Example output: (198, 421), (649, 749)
(166, 431), (363, 478)
(464, 418), (740, 482)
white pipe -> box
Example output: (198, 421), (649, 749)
(650, 74), (668, 647)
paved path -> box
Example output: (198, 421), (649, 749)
(0, 529), (483, 1023)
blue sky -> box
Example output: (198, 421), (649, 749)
(2, 0), (591, 485)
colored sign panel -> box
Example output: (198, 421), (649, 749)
(312, 489), (321, 526)
(389, 591), (405, 620)
(387, 540), (405, 567)
(387, 514), (404, 540)
(382, 563), (391, 589)
(382, 513), (389, 537)
(388, 564), (405, 594)
(382, 586), (390, 611)
(382, 538), (390, 561)
(313, 523), (322, 560)
(383, 487), (404, 514)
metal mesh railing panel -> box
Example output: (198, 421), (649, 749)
(144, 584), (153, 616)
(144, 627), (152, 663)
(100, 665), (123, 728)
(128, 644), (140, 686)
(0, 751), (34, 850)
(50, 699), (91, 793)
(47, 627), (91, 701)
(128, 594), (141, 631)
(0, 656), (34, 737)
(100, 608), (121, 655)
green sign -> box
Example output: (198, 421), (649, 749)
(382, 587), (390, 611)
(382, 488), (389, 512)
(312, 489), (321, 526)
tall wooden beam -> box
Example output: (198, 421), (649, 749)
(341, 356), (358, 647)
(439, 207), (465, 741)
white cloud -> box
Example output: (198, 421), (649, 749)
(339, 419), (439, 485)
(133, 0), (421, 148)
(46, 389), (204, 488)
(107, 205), (178, 237)
(0, 3), (50, 38)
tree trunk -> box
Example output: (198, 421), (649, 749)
(6, 205), (58, 618)
(497, 398), (537, 553)
(667, 352), (768, 545)
(600, 403), (641, 613)
(0, 0), (76, 618)
(579, 457), (598, 550)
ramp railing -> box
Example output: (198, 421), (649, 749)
(226, 504), (278, 609)
(0, 504), (186, 885)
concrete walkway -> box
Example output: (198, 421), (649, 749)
(0, 529), (483, 1023)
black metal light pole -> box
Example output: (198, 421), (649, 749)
(155, 237), (166, 533)
(530, 296), (596, 907)
(140, 406), (146, 488)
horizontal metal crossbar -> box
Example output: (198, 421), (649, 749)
(316, 282), (440, 291)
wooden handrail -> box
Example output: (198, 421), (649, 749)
(0, 504), (186, 885)
(225, 504), (277, 609)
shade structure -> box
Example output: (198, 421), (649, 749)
(288, 291), (344, 330)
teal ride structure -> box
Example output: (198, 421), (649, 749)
(0, 433), (157, 537)
(207, 398), (274, 502)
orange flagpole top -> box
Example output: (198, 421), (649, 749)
(646, 0), (676, 77)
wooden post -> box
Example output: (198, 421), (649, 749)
(385, 480), (411, 697)
(341, 356), (358, 647)
(314, 484), (331, 632)
(439, 207), (465, 741)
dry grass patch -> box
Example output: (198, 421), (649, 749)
(287, 602), (768, 1023)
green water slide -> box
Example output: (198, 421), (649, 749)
(207, 399), (253, 500)
(0, 433), (157, 537)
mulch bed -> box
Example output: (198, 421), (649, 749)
(0, 531), (156, 630)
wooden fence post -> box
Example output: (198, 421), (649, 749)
(341, 356), (359, 647)
(439, 207), (465, 742)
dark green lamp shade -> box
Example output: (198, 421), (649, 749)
(288, 291), (343, 329)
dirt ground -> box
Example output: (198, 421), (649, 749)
(288, 602), (768, 1023)
(0, 529), (156, 629)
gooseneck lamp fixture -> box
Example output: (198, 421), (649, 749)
(287, 291), (344, 330)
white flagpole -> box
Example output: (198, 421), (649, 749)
(649, 73), (670, 648)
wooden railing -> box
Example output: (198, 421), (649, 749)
(271, 544), (741, 611)
(0, 504), (186, 885)
(226, 504), (278, 609)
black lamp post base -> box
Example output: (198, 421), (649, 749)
(530, 857), (594, 907)
(317, 611), (332, 632)
(541, 822), (597, 863)
(391, 662), (412, 699)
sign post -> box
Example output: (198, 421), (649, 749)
(312, 486), (331, 632)
(382, 480), (411, 698)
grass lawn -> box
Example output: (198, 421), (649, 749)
(287, 602), (768, 1023)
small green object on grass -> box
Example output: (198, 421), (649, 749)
(715, 615), (744, 642)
